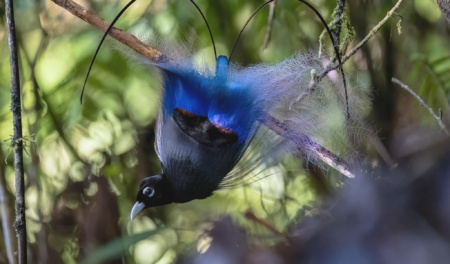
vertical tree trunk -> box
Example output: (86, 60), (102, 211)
(5, 0), (28, 263)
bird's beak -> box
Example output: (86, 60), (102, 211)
(130, 202), (145, 220)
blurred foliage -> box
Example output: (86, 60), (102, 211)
(1, 0), (450, 263)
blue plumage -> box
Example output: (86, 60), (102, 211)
(160, 55), (263, 142)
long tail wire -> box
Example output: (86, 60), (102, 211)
(80, 0), (136, 104)
(298, 0), (350, 119)
(229, 0), (349, 118)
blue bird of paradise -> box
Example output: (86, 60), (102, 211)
(130, 50), (355, 218)
(78, 0), (358, 220)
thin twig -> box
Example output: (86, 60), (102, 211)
(0, 148), (17, 264)
(341, 0), (405, 65)
(296, 0), (405, 103)
(5, 0), (27, 262)
(244, 210), (293, 243)
(392, 78), (449, 135)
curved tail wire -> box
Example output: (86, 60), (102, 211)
(80, 0), (136, 104)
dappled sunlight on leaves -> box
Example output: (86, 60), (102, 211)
(1, 0), (450, 263)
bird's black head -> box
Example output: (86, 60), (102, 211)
(130, 174), (173, 220)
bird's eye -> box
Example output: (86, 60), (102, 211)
(143, 187), (155, 198)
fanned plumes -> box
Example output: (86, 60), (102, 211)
(219, 124), (293, 188)
(153, 47), (362, 183)
(219, 53), (364, 184)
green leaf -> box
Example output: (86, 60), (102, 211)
(80, 229), (163, 264)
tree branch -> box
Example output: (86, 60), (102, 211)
(244, 210), (292, 243)
(295, 0), (405, 104)
(332, 0), (346, 49)
(392, 78), (449, 135)
(264, 116), (355, 178)
(5, 0), (28, 262)
(51, 0), (163, 62)
(319, 0), (346, 58)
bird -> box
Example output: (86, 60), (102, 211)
(128, 0), (357, 219)
(77, 0), (356, 220)
(130, 46), (354, 219)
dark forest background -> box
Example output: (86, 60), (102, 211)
(1, 0), (450, 263)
